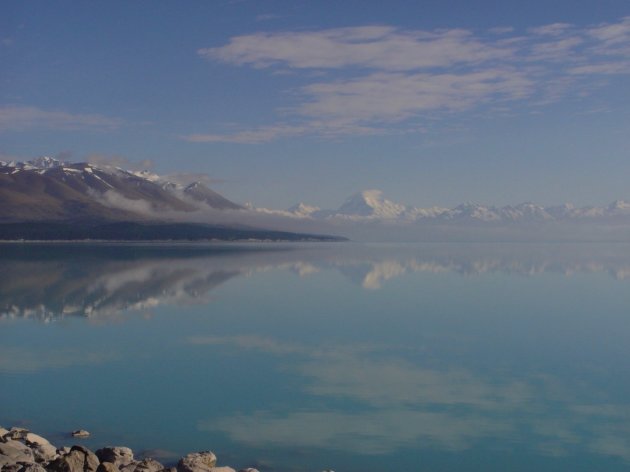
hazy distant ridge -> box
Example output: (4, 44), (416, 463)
(282, 189), (630, 225)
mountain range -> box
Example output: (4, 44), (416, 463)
(0, 157), (342, 241)
(0, 156), (241, 222)
(2, 157), (630, 241)
(281, 189), (630, 224)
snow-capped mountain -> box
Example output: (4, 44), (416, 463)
(4, 157), (630, 233)
(336, 190), (407, 219)
(286, 202), (327, 218)
(0, 157), (241, 222)
(285, 190), (630, 225)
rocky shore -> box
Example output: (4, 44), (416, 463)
(0, 426), (259, 472)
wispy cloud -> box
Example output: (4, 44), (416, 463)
(194, 17), (630, 142)
(182, 124), (307, 143)
(0, 105), (123, 132)
(255, 13), (282, 22)
(199, 26), (511, 70)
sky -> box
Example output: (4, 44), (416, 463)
(1, 0), (630, 210)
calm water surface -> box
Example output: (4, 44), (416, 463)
(2, 242), (630, 471)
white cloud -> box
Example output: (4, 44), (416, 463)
(194, 17), (630, 142)
(528, 23), (574, 36)
(588, 16), (630, 46)
(181, 124), (307, 143)
(299, 69), (534, 123)
(0, 105), (123, 131)
(200, 26), (511, 71)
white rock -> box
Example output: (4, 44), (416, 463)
(0, 440), (35, 463)
(18, 464), (47, 472)
(32, 442), (59, 463)
(7, 427), (29, 440)
(96, 447), (135, 467)
(71, 429), (91, 438)
(177, 451), (217, 472)
(121, 459), (164, 472)
(25, 433), (51, 446)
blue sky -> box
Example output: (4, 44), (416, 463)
(1, 0), (629, 209)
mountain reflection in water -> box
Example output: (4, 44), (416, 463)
(2, 242), (630, 321)
(2, 243), (630, 471)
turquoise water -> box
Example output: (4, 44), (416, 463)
(2, 243), (630, 471)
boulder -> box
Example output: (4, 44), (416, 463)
(176, 452), (217, 472)
(208, 468), (235, 472)
(2, 464), (22, 472)
(0, 426), (10, 442)
(16, 464), (47, 472)
(121, 459), (164, 472)
(24, 433), (51, 447)
(31, 442), (59, 463)
(97, 463), (120, 472)
(95, 447), (134, 467)
(71, 430), (91, 439)
(48, 445), (99, 472)
(0, 440), (35, 463)
(7, 427), (30, 440)
(238, 469), (260, 472)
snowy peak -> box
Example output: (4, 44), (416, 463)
(27, 156), (65, 169)
(181, 180), (243, 210)
(287, 202), (322, 218)
(608, 200), (630, 212)
(285, 190), (630, 225)
(337, 189), (407, 219)
(0, 157), (242, 221)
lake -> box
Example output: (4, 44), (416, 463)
(2, 242), (630, 471)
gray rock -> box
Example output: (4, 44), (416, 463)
(24, 433), (51, 447)
(7, 428), (30, 440)
(71, 430), (90, 439)
(0, 457), (18, 469)
(176, 452), (217, 472)
(97, 463), (120, 472)
(95, 447), (134, 467)
(208, 468), (235, 472)
(32, 442), (59, 463)
(17, 464), (47, 472)
(48, 446), (99, 472)
(238, 469), (260, 472)
(0, 440), (35, 463)
(2, 464), (22, 472)
(121, 459), (164, 472)
(0, 426), (10, 442)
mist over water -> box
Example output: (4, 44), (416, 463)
(2, 242), (630, 471)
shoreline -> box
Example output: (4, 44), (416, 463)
(0, 426), (264, 472)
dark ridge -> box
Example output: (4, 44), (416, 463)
(0, 221), (348, 243)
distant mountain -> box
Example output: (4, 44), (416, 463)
(285, 190), (630, 225)
(336, 190), (407, 219)
(4, 156), (630, 242)
(0, 157), (242, 222)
